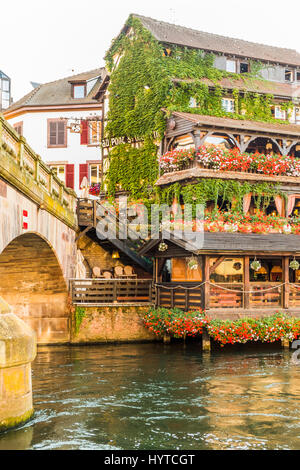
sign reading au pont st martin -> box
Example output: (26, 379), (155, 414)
(101, 131), (160, 148)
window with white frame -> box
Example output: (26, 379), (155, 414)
(89, 163), (102, 186)
(221, 98), (235, 113)
(189, 97), (197, 108)
(226, 59), (236, 73)
(273, 106), (286, 120)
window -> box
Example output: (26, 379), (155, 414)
(221, 98), (235, 113)
(1, 76), (10, 110)
(285, 69), (293, 82)
(13, 122), (23, 136)
(189, 97), (197, 108)
(88, 121), (102, 145)
(240, 63), (249, 74)
(47, 120), (67, 147)
(210, 258), (244, 283)
(226, 59), (236, 73)
(297, 72), (300, 82)
(50, 164), (66, 183)
(171, 258), (202, 282)
(295, 108), (300, 124)
(273, 106), (286, 120)
(73, 84), (86, 98)
(89, 163), (102, 185)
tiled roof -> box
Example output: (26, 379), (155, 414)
(168, 111), (300, 137)
(5, 68), (107, 113)
(132, 14), (300, 67)
(172, 77), (300, 100)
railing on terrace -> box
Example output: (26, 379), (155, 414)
(155, 281), (287, 310)
(70, 279), (153, 305)
(155, 282), (204, 310)
(159, 156), (300, 182)
(0, 115), (77, 215)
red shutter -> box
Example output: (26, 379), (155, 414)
(79, 163), (89, 187)
(80, 120), (88, 145)
(66, 164), (75, 189)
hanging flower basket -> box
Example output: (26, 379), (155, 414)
(251, 259), (261, 271)
(158, 241), (168, 252)
(290, 259), (300, 271)
(187, 257), (199, 271)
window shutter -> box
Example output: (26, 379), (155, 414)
(49, 122), (57, 145)
(48, 120), (66, 146)
(66, 164), (75, 189)
(57, 121), (66, 145)
(80, 120), (88, 145)
(79, 163), (89, 187)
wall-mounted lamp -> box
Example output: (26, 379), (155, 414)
(112, 251), (120, 259)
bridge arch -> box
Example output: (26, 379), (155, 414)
(0, 232), (70, 344)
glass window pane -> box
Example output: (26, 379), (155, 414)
(2, 79), (9, 91)
(73, 85), (85, 98)
(226, 60), (236, 73)
(210, 258), (244, 283)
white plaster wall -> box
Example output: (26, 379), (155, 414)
(7, 109), (102, 194)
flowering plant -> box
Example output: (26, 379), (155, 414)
(143, 309), (300, 346)
(196, 145), (300, 177)
(88, 183), (101, 196)
(159, 148), (196, 172)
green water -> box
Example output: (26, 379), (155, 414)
(1, 342), (300, 450)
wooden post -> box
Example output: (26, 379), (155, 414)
(204, 255), (210, 310)
(281, 339), (290, 349)
(283, 256), (290, 309)
(163, 334), (171, 344)
(244, 256), (250, 309)
(202, 328), (211, 352)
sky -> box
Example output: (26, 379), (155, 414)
(2, 0), (300, 102)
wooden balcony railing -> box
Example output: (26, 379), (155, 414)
(155, 283), (204, 310)
(209, 283), (243, 309)
(249, 283), (282, 308)
(70, 279), (153, 305)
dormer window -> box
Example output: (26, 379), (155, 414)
(72, 83), (86, 98)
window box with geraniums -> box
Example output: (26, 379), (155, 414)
(159, 148), (196, 173)
(195, 145), (300, 177)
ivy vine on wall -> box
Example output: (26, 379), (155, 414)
(104, 15), (293, 201)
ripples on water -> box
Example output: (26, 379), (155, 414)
(1, 342), (300, 450)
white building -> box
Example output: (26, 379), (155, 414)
(4, 68), (108, 194)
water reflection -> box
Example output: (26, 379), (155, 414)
(1, 343), (300, 450)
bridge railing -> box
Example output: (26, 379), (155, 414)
(0, 115), (77, 215)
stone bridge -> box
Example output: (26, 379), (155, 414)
(0, 115), (78, 344)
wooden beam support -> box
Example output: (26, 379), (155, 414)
(244, 256), (250, 309)
(209, 256), (226, 275)
(75, 224), (93, 242)
(283, 256), (290, 309)
(204, 255), (210, 310)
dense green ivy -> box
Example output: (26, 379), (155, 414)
(104, 15), (292, 200)
(105, 139), (159, 198)
(157, 179), (283, 215)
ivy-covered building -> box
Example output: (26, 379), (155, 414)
(80, 14), (300, 315)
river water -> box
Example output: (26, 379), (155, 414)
(1, 342), (300, 450)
